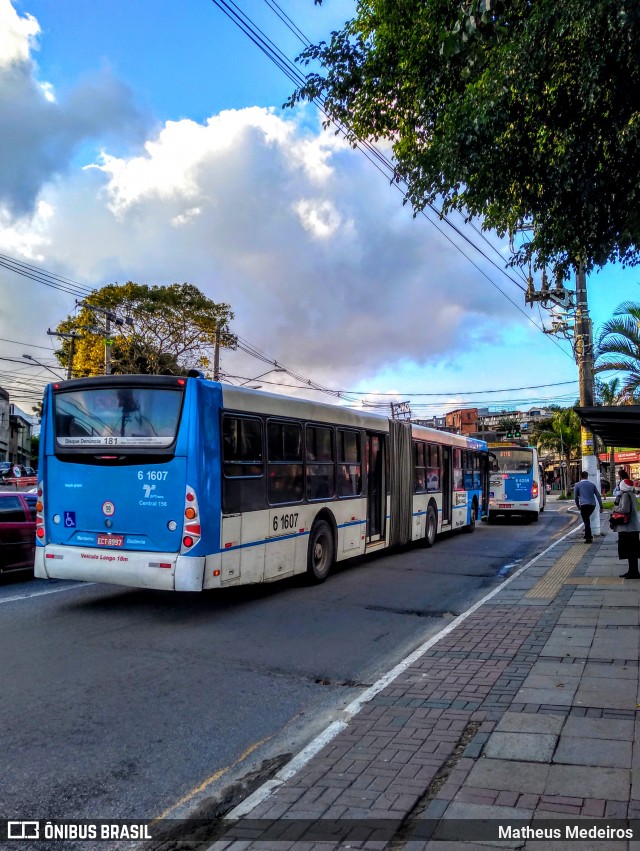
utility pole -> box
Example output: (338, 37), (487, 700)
(525, 262), (601, 531)
(574, 263), (601, 533)
(104, 311), (112, 375)
(76, 302), (133, 375)
(213, 320), (223, 381)
(47, 329), (81, 379)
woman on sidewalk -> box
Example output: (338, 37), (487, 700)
(617, 479), (640, 578)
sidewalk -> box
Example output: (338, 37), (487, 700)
(209, 514), (640, 849)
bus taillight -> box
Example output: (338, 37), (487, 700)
(180, 486), (201, 553)
(36, 480), (45, 544)
(531, 481), (539, 498)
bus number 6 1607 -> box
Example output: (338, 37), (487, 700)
(273, 513), (298, 532)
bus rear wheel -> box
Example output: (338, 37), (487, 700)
(307, 519), (334, 583)
(464, 500), (477, 533)
(423, 505), (437, 548)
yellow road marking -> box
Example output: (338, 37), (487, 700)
(152, 733), (274, 822)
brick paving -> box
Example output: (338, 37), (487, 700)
(208, 512), (640, 850)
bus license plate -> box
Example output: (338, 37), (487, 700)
(97, 534), (124, 547)
(498, 504), (511, 509)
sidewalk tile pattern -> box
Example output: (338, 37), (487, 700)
(210, 519), (640, 850)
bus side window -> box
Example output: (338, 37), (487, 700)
(426, 443), (440, 492)
(306, 425), (335, 501)
(463, 451), (474, 490)
(267, 421), (303, 504)
(453, 448), (464, 491)
(337, 429), (362, 497)
(222, 416), (263, 477)
(472, 453), (482, 489)
(414, 441), (426, 493)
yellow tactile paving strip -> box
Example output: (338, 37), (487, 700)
(525, 543), (590, 599)
(564, 576), (626, 586)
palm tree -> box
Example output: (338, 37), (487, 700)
(595, 301), (640, 395)
(532, 408), (581, 495)
(595, 377), (634, 489)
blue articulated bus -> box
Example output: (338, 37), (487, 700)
(34, 374), (489, 591)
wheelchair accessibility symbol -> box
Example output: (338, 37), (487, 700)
(64, 511), (76, 528)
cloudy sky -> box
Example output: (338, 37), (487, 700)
(1, 0), (637, 417)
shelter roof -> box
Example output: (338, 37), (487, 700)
(575, 406), (640, 449)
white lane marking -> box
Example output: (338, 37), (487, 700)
(0, 583), (96, 605)
(227, 520), (581, 819)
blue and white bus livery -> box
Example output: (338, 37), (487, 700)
(487, 444), (545, 522)
(35, 374), (489, 592)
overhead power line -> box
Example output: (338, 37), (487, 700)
(210, 0), (571, 360)
(0, 253), (95, 299)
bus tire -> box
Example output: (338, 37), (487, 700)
(307, 519), (334, 583)
(464, 499), (477, 533)
(423, 504), (437, 548)
(531, 511), (539, 523)
(487, 511), (496, 524)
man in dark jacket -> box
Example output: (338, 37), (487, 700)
(574, 471), (603, 544)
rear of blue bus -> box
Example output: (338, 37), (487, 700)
(34, 374), (221, 591)
(488, 446), (542, 521)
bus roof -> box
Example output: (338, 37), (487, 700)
(46, 374), (487, 451)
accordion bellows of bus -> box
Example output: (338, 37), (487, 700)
(34, 374), (489, 592)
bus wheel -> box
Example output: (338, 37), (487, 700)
(423, 505), (437, 548)
(464, 500), (477, 533)
(307, 520), (334, 583)
(531, 512), (539, 523)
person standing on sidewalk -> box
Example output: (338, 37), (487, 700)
(616, 479), (640, 578)
(613, 467), (629, 502)
(573, 471), (603, 544)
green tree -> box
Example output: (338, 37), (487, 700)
(531, 408), (581, 493)
(595, 301), (640, 396)
(290, 0), (640, 275)
(55, 283), (235, 377)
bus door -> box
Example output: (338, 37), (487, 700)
(366, 432), (385, 543)
(441, 446), (452, 526)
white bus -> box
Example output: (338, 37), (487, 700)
(488, 443), (546, 522)
(36, 375), (489, 591)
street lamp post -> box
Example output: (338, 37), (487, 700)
(239, 367), (286, 389)
(22, 354), (64, 379)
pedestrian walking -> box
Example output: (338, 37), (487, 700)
(616, 479), (640, 579)
(573, 471), (603, 544)
(613, 468), (629, 502)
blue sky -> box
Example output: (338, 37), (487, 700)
(1, 0), (638, 415)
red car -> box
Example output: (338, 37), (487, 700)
(0, 492), (36, 575)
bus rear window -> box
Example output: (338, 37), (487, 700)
(492, 449), (533, 474)
(54, 387), (183, 449)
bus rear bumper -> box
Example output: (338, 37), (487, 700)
(35, 546), (206, 591)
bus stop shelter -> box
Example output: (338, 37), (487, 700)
(575, 406), (640, 449)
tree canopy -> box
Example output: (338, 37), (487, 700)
(531, 408), (581, 485)
(290, 0), (640, 276)
(55, 282), (235, 377)
(595, 301), (640, 395)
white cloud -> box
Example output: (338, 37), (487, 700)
(0, 0), (39, 68)
(0, 3), (542, 398)
(12, 106), (527, 391)
(293, 199), (345, 239)
(0, 0), (145, 218)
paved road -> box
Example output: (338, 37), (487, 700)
(0, 500), (575, 825)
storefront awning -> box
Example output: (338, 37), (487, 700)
(575, 406), (640, 448)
